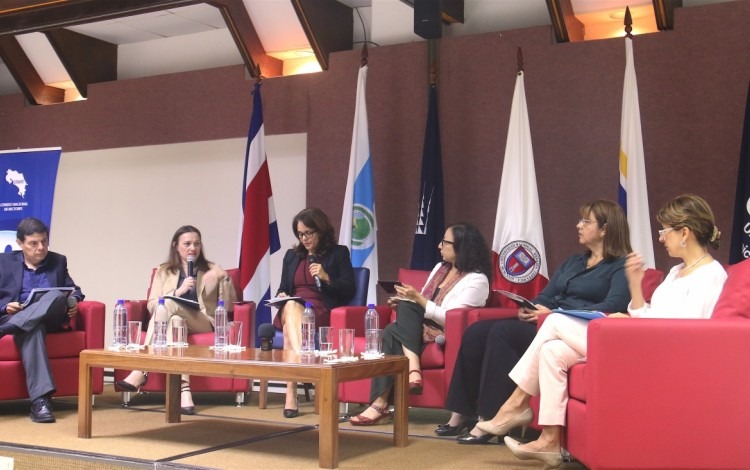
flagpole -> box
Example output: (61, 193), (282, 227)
(410, 38), (445, 270)
(624, 6), (633, 39)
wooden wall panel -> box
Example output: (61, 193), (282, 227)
(0, 1), (748, 281)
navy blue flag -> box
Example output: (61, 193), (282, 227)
(0, 148), (61, 252)
(410, 85), (445, 270)
(730, 81), (750, 264)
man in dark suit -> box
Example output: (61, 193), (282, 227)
(0, 217), (84, 423)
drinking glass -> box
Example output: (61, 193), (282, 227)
(319, 326), (334, 354)
(171, 324), (187, 347)
(153, 320), (168, 349)
(338, 328), (355, 358)
(226, 321), (243, 351)
(126, 321), (142, 349)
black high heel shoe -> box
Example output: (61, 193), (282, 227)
(456, 431), (499, 445)
(116, 371), (148, 392)
(180, 383), (195, 415)
(283, 399), (299, 418)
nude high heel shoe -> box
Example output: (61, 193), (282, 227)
(475, 408), (533, 437)
(504, 436), (563, 470)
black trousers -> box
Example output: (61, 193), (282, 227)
(369, 300), (424, 402)
(1, 290), (68, 400)
(445, 318), (536, 419)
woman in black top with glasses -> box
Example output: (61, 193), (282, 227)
(274, 207), (355, 418)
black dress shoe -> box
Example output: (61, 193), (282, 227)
(435, 423), (467, 437)
(456, 431), (498, 445)
(435, 418), (477, 437)
(283, 397), (299, 418)
(30, 397), (55, 423)
(283, 407), (300, 418)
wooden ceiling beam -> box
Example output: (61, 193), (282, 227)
(291, 0), (353, 72)
(653, 0), (682, 31)
(45, 28), (117, 98)
(0, 34), (64, 105)
(545, 0), (584, 43)
(208, 0), (282, 78)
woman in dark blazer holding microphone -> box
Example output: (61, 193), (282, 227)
(274, 208), (355, 418)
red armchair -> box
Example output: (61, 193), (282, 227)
(562, 260), (749, 469)
(0, 300), (106, 400)
(331, 268), (509, 409)
(113, 268), (256, 406)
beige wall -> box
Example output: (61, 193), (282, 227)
(50, 135), (306, 345)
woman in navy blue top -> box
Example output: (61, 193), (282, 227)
(440, 200), (631, 444)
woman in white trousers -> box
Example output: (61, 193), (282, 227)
(477, 194), (727, 469)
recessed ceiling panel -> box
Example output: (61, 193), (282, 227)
(65, 5), (226, 45)
(242, 0), (311, 53)
(67, 21), (167, 44)
(16, 32), (70, 84)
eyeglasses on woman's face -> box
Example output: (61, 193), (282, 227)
(297, 230), (316, 240)
(578, 218), (593, 226)
(658, 227), (675, 238)
(440, 239), (454, 246)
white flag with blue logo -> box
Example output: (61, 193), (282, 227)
(340, 63), (378, 304)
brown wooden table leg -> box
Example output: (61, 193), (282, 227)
(165, 373), (181, 423)
(392, 362), (409, 448)
(77, 352), (93, 438)
(317, 368), (338, 468)
(259, 378), (268, 409)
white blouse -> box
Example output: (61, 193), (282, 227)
(421, 263), (489, 326)
(628, 260), (726, 319)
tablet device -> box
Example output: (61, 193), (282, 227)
(494, 289), (538, 310)
(377, 280), (402, 294)
(21, 287), (75, 308)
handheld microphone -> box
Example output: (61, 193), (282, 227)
(435, 334), (446, 347)
(63, 295), (78, 329)
(308, 255), (322, 291)
(258, 323), (276, 351)
(187, 255), (195, 293)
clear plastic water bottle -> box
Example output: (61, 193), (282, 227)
(365, 303), (379, 331)
(214, 299), (228, 350)
(364, 303), (380, 353)
(113, 299), (128, 348)
(301, 302), (315, 353)
(153, 297), (168, 349)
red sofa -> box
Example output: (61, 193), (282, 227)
(113, 268), (256, 406)
(0, 300), (106, 400)
(562, 259), (749, 469)
(331, 268), (511, 409)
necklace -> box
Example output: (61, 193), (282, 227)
(679, 253), (708, 276)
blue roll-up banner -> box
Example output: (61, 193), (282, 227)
(0, 148), (62, 252)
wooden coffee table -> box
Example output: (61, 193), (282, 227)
(77, 346), (409, 469)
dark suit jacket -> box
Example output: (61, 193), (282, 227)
(0, 250), (84, 316)
(277, 244), (355, 310)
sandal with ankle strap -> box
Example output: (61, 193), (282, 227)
(180, 383), (195, 415)
(409, 369), (423, 395)
(116, 371), (148, 393)
(349, 404), (392, 426)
